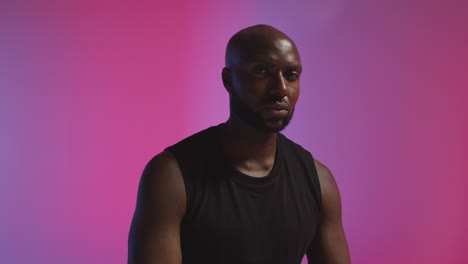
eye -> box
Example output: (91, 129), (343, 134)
(284, 71), (299, 82)
(252, 64), (268, 75)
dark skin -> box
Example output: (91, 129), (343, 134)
(128, 24), (351, 264)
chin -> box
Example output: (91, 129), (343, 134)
(261, 120), (288, 133)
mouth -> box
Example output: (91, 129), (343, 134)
(262, 104), (290, 118)
(263, 103), (290, 112)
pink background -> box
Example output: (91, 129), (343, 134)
(1, 0), (467, 263)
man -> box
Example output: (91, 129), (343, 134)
(128, 24), (350, 264)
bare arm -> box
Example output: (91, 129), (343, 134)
(307, 159), (351, 264)
(128, 151), (186, 264)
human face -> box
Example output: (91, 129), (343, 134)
(228, 38), (302, 133)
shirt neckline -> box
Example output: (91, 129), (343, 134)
(209, 123), (284, 188)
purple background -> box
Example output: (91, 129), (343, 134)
(1, 0), (467, 263)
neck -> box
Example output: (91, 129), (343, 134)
(217, 115), (278, 176)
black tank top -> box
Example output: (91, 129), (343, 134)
(166, 124), (322, 264)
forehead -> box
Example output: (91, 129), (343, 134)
(236, 37), (301, 66)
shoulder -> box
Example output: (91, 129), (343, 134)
(278, 134), (334, 188)
(142, 151), (182, 181)
(276, 134), (340, 203)
(138, 125), (220, 215)
(307, 159), (351, 262)
(137, 150), (186, 219)
(129, 152), (186, 263)
(278, 135), (333, 181)
(278, 133), (312, 158)
(313, 159), (335, 188)
(164, 125), (220, 175)
(313, 159), (343, 220)
(167, 125), (218, 150)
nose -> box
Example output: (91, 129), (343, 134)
(270, 71), (288, 100)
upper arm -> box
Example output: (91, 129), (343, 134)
(128, 151), (186, 264)
(307, 159), (351, 264)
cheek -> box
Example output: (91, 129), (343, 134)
(288, 85), (300, 106)
(237, 80), (268, 100)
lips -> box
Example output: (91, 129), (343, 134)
(263, 103), (289, 111)
(261, 103), (290, 119)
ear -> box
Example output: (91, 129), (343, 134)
(222, 67), (233, 94)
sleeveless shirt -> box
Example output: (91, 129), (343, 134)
(165, 124), (322, 264)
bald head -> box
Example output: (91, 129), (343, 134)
(221, 25), (302, 133)
(225, 24), (300, 67)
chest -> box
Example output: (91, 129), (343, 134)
(181, 170), (320, 263)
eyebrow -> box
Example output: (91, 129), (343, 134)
(285, 65), (302, 72)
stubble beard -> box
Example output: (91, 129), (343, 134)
(229, 92), (294, 133)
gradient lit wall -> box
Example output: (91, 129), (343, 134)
(1, 1), (467, 263)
